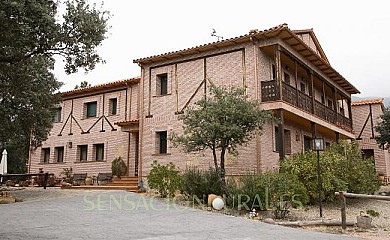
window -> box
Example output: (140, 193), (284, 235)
(156, 131), (167, 154)
(53, 107), (62, 122)
(300, 83), (306, 93)
(94, 144), (104, 161)
(362, 149), (375, 165)
(42, 148), (50, 163)
(304, 136), (312, 152)
(327, 99), (333, 109)
(275, 127), (281, 152)
(284, 72), (290, 84)
(109, 98), (117, 115)
(157, 73), (168, 95)
(85, 101), (97, 118)
(55, 147), (64, 162)
(274, 127), (291, 154)
(271, 64), (276, 80)
(78, 145), (88, 162)
(284, 129), (291, 155)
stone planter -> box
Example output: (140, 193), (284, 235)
(85, 177), (93, 185)
(357, 216), (372, 229)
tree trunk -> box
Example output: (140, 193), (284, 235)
(220, 148), (227, 195)
(276, 219), (356, 227)
(212, 146), (218, 170)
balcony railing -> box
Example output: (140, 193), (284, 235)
(261, 80), (352, 131)
(261, 79), (279, 101)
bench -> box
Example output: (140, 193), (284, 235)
(72, 173), (87, 186)
(96, 173), (112, 185)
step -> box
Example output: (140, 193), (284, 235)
(61, 185), (140, 192)
(119, 176), (139, 181)
(106, 182), (138, 186)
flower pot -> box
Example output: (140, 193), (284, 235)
(85, 177), (93, 185)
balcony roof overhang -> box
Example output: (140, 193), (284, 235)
(115, 119), (140, 133)
(134, 24), (359, 95)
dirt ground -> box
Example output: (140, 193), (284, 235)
(279, 186), (390, 240)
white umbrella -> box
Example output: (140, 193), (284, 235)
(0, 149), (7, 183)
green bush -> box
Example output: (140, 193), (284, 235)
(330, 141), (380, 194)
(111, 157), (128, 177)
(147, 161), (181, 198)
(281, 141), (381, 204)
(226, 171), (308, 217)
(181, 167), (223, 202)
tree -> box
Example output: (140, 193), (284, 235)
(74, 80), (91, 89)
(375, 107), (390, 147)
(0, 0), (110, 173)
(172, 86), (273, 189)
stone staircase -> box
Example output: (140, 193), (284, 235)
(62, 176), (144, 192)
(106, 176), (139, 191)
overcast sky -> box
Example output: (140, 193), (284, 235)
(55, 0), (390, 97)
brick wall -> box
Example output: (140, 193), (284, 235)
(30, 83), (140, 178)
(352, 103), (390, 177)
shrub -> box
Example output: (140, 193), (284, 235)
(281, 141), (381, 204)
(226, 171), (308, 218)
(330, 141), (380, 194)
(181, 167), (223, 203)
(112, 157), (128, 177)
(147, 161), (181, 198)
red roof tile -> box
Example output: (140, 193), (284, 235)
(60, 77), (140, 98)
(352, 98), (384, 106)
(133, 24), (359, 95)
(115, 119), (139, 126)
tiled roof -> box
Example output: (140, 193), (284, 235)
(115, 119), (139, 126)
(133, 24), (287, 64)
(133, 24), (359, 95)
(352, 98), (384, 106)
(60, 77), (140, 98)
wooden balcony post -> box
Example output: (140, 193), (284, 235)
(294, 60), (299, 103)
(274, 45), (282, 100)
(333, 87), (338, 123)
(310, 71), (315, 114)
(347, 98), (353, 129)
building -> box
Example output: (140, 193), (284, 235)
(30, 24), (360, 180)
(29, 77), (140, 177)
(352, 98), (390, 180)
(132, 24), (359, 177)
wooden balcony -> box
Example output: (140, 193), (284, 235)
(261, 80), (352, 131)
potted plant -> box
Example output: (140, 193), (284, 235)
(111, 157), (127, 178)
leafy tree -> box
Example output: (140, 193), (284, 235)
(375, 107), (390, 147)
(0, 0), (110, 173)
(74, 80), (91, 89)
(171, 86), (273, 190)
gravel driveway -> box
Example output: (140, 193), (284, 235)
(0, 188), (357, 240)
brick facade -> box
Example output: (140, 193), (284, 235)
(352, 99), (390, 178)
(31, 24), (361, 181)
(135, 24), (359, 178)
(29, 78), (140, 177)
